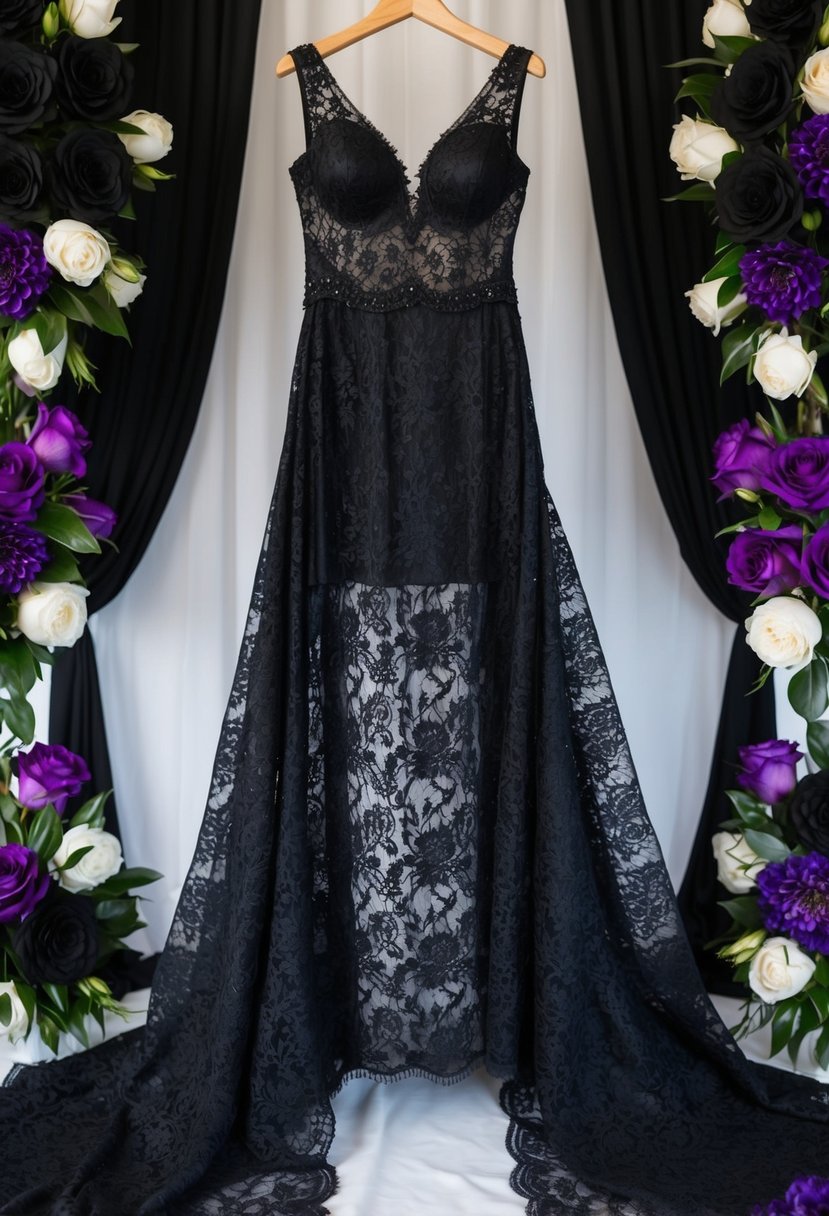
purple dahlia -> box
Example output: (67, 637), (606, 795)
(0, 224), (51, 321)
(0, 520), (48, 594)
(790, 114), (829, 208)
(751, 1175), (829, 1216)
(739, 242), (828, 325)
(757, 852), (829, 955)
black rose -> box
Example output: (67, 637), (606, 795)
(746, 0), (823, 48)
(710, 42), (795, 141)
(55, 36), (134, 122)
(0, 0), (44, 35)
(12, 885), (99, 985)
(49, 129), (132, 224)
(0, 135), (42, 220)
(715, 145), (803, 242)
(0, 42), (57, 135)
(789, 770), (829, 854)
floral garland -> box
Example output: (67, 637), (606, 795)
(0, 0), (170, 1052)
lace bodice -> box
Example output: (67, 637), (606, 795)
(288, 43), (533, 312)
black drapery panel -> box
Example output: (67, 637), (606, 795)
(564, 1), (776, 990)
(49, 2), (262, 843)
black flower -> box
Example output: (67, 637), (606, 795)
(49, 129), (133, 225)
(0, 136), (42, 221)
(715, 145), (803, 243)
(710, 41), (796, 142)
(789, 770), (829, 855)
(55, 36), (134, 122)
(12, 885), (100, 985)
(746, 0), (823, 48)
(0, 42), (57, 135)
(0, 0), (44, 35)
(410, 609), (451, 647)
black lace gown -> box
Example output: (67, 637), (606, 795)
(2, 43), (829, 1216)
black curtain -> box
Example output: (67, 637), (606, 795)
(564, 1), (776, 990)
(49, 2), (262, 846)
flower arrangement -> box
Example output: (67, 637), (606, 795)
(0, 0), (170, 1050)
(0, 740), (159, 1051)
(752, 1175), (829, 1216)
(669, 0), (829, 1072)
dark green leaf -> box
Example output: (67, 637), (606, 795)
(810, 986), (829, 1020)
(41, 982), (68, 1013)
(717, 277), (743, 308)
(66, 999), (90, 1048)
(788, 656), (829, 722)
(29, 310), (66, 358)
(703, 244), (747, 283)
(721, 322), (757, 384)
(808, 720), (829, 769)
(103, 120), (147, 135)
(37, 1013), (59, 1053)
(69, 790), (110, 830)
(814, 955), (829, 986)
(0, 992), (11, 1027)
(758, 506), (783, 531)
(743, 829), (792, 862)
(26, 805), (63, 863)
(15, 981), (35, 1034)
(816, 1023), (829, 1070)
(2, 695), (35, 745)
(90, 866), (162, 898)
(0, 639), (37, 695)
(663, 183), (717, 203)
(725, 788), (766, 818)
(675, 72), (721, 105)
(713, 34), (759, 62)
(32, 501), (100, 554)
(37, 544), (82, 585)
(3, 817), (24, 846)
(58, 845), (94, 871)
(771, 1000), (799, 1056)
(718, 896), (763, 929)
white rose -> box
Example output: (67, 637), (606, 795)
(802, 47), (829, 115)
(6, 328), (67, 393)
(118, 110), (173, 164)
(669, 115), (739, 183)
(753, 329), (817, 400)
(43, 219), (111, 288)
(16, 582), (89, 649)
(51, 825), (123, 892)
(745, 596), (822, 668)
(748, 936), (816, 1003)
(58, 0), (121, 37)
(103, 265), (146, 308)
(685, 278), (747, 336)
(702, 0), (752, 48)
(712, 831), (765, 893)
(0, 981), (29, 1043)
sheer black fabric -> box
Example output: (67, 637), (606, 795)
(1, 43), (829, 1216)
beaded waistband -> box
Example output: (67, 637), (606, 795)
(303, 274), (519, 313)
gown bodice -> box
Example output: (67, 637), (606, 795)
(288, 43), (533, 312)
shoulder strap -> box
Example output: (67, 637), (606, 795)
(455, 44), (533, 148)
(289, 44), (357, 146)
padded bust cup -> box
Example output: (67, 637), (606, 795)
(308, 116), (405, 226)
(421, 122), (517, 229)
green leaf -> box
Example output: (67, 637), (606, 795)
(665, 56), (723, 69)
(69, 790), (110, 830)
(713, 34), (759, 63)
(808, 720), (829, 769)
(103, 120), (148, 135)
(725, 788), (766, 818)
(718, 896), (763, 929)
(41, 982), (68, 1014)
(675, 72), (721, 108)
(37, 544), (82, 585)
(32, 500), (100, 555)
(94, 897), (139, 936)
(663, 183), (717, 203)
(721, 322), (757, 384)
(0, 639), (37, 696)
(816, 1023), (829, 1071)
(703, 244), (747, 283)
(2, 816), (24, 846)
(37, 1012), (60, 1053)
(58, 844), (94, 871)
(810, 986), (829, 1020)
(716, 277), (743, 309)
(89, 866), (162, 898)
(2, 695), (35, 745)
(758, 506), (783, 531)
(788, 656), (829, 722)
(26, 805), (63, 863)
(47, 281), (129, 341)
(771, 1000), (799, 1056)
(29, 310), (66, 358)
(66, 999), (90, 1048)
(15, 981), (35, 1032)
(0, 992), (11, 1027)
(743, 829), (792, 862)
(814, 954), (829, 986)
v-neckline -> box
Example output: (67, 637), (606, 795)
(305, 42), (518, 201)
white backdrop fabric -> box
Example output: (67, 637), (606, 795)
(39, 3), (737, 1209)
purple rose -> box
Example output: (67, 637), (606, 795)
(802, 522), (829, 598)
(0, 843), (49, 923)
(711, 420), (776, 499)
(0, 442), (44, 522)
(0, 520), (49, 593)
(62, 493), (117, 540)
(27, 403), (90, 477)
(726, 526), (803, 597)
(760, 437), (829, 511)
(16, 742), (90, 815)
(737, 739), (803, 805)
(0, 224), (51, 320)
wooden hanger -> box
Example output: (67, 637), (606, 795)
(276, 0), (546, 79)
